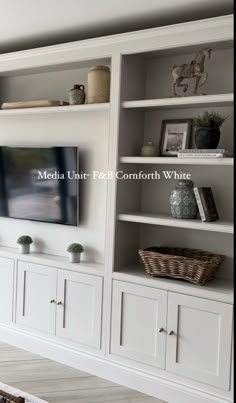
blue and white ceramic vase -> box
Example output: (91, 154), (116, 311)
(169, 180), (198, 219)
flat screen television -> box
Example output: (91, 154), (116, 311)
(0, 146), (79, 226)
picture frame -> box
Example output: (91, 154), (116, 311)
(159, 119), (192, 156)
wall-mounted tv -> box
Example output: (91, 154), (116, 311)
(0, 146), (79, 226)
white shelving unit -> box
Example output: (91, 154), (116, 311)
(112, 265), (233, 304)
(122, 93), (233, 110)
(118, 212), (233, 234)
(0, 15), (234, 403)
(0, 103), (110, 116)
(0, 245), (105, 276)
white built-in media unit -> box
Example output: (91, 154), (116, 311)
(0, 15), (234, 403)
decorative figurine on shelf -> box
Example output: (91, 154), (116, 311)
(67, 243), (84, 263)
(141, 141), (158, 157)
(169, 180), (198, 219)
(171, 48), (212, 97)
(17, 235), (33, 254)
(68, 84), (86, 105)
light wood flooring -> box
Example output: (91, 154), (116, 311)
(0, 342), (165, 403)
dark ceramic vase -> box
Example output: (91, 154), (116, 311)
(195, 127), (221, 149)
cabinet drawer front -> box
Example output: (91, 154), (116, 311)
(16, 261), (57, 335)
(111, 280), (167, 369)
(0, 257), (15, 324)
(56, 270), (103, 349)
(166, 292), (233, 390)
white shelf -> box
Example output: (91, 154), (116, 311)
(122, 93), (233, 110)
(118, 212), (233, 234)
(0, 103), (110, 116)
(0, 245), (105, 276)
(113, 266), (233, 304)
(120, 156), (234, 166)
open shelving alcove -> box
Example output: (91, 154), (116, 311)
(0, 55), (112, 266)
(113, 38), (234, 283)
(0, 57), (111, 112)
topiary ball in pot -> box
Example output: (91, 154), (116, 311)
(67, 243), (84, 263)
(193, 111), (225, 149)
(17, 235), (33, 254)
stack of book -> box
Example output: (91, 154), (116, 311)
(178, 149), (229, 158)
(194, 187), (219, 222)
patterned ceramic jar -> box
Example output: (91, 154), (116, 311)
(169, 180), (198, 219)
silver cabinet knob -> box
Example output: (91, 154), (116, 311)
(57, 301), (63, 306)
(168, 330), (175, 335)
(50, 299), (56, 304)
(158, 327), (165, 333)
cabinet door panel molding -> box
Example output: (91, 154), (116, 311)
(16, 261), (58, 334)
(56, 269), (103, 349)
(111, 280), (167, 369)
(166, 293), (233, 390)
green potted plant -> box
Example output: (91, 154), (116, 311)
(193, 111), (225, 149)
(17, 235), (33, 254)
(67, 243), (84, 263)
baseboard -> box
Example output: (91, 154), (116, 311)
(0, 325), (232, 403)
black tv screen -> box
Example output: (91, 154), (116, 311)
(0, 147), (79, 226)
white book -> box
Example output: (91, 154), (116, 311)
(180, 149), (225, 154)
(178, 153), (224, 158)
(193, 187), (206, 222)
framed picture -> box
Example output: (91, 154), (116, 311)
(159, 119), (192, 156)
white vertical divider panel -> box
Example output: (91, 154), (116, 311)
(104, 52), (123, 356)
(113, 55), (146, 271)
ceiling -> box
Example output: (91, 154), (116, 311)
(0, 0), (233, 54)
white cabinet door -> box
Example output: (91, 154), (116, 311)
(111, 280), (167, 369)
(16, 261), (57, 335)
(166, 292), (233, 390)
(56, 270), (103, 349)
(0, 257), (15, 324)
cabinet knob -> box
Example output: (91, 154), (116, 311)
(50, 299), (56, 304)
(57, 301), (63, 305)
(168, 330), (175, 336)
(158, 327), (165, 333)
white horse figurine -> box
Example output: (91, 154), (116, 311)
(171, 48), (212, 97)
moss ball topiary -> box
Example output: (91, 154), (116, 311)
(67, 243), (84, 253)
(17, 235), (33, 245)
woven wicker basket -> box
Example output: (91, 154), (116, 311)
(138, 247), (224, 286)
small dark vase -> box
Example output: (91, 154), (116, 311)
(195, 127), (221, 149)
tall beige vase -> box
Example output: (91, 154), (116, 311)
(87, 66), (110, 103)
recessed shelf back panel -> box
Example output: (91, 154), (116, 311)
(140, 165), (233, 221)
(0, 58), (111, 77)
(114, 223), (233, 280)
(0, 61), (111, 104)
(121, 46), (233, 101)
(144, 106), (233, 152)
(116, 165), (233, 222)
(119, 105), (233, 157)
(139, 225), (234, 280)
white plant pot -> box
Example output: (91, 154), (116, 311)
(69, 252), (81, 263)
(19, 244), (30, 254)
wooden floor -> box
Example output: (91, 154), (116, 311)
(0, 342), (165, 403)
